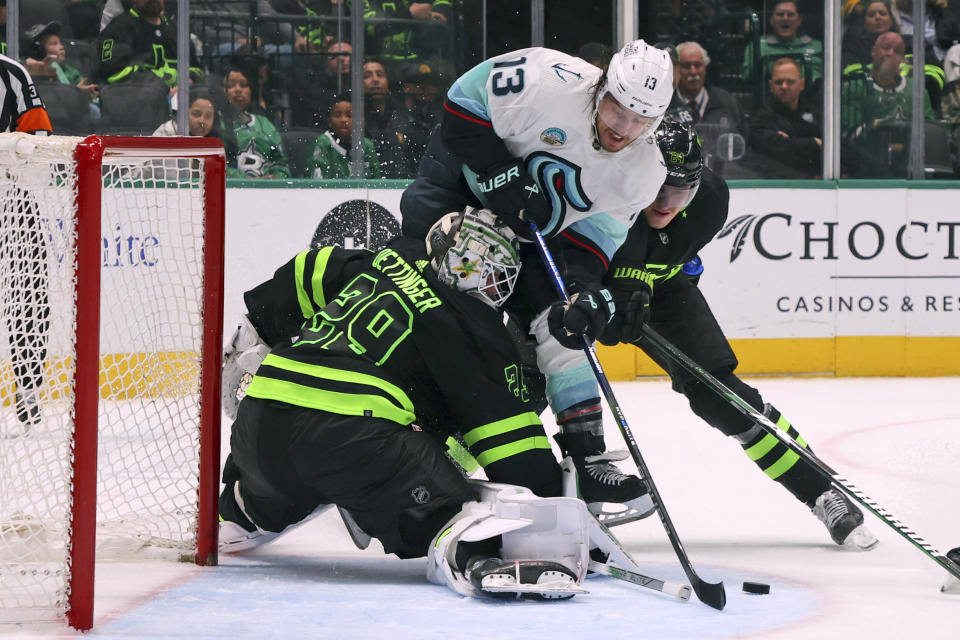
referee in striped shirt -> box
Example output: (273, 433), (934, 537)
(0, 53), (53, 433)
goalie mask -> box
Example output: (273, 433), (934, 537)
(426, 207), (521, 308)
(593, 39), (674, 150)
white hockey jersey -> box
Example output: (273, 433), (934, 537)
(447, 47), (667, 260)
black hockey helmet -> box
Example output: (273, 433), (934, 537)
(650, 118), (702, 211)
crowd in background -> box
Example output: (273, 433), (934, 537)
(5, 0), (960, 179)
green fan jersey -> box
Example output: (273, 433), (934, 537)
(232, 112), (292, 178)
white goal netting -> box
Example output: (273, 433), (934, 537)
(0, 134), (220, 624)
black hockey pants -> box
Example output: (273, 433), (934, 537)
(631, 276), (829, 506)
(221, 397), (478, 558)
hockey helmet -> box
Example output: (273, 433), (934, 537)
(426, 207), (521, 308)
(649, 118), (702, 212)
(594, 40), (674, 148)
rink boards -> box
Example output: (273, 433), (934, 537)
(220, 180), (960, 379)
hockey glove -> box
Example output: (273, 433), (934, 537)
(599, 284), (651, 346)
(547, 288), (615, 349)
(476, 160), (552, 238)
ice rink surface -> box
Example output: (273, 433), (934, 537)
(4, 376), (958, 639)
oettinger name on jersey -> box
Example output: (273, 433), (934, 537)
(293, 249), (441, 366)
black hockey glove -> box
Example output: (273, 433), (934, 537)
(476, 160), (552, 238)
(599, 284), (651, 346)
(547, 288), (615, 349)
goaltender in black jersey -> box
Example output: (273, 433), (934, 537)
(218, 208), (598, 600)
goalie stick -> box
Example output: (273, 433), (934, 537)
(528, 222), (726, 611)
(638, 324), (960, 588)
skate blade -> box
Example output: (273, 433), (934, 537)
(842, 525), (879, 551)
(481, 572), (588, 598)
(942, 575), (960, 594)
(589, 494), (655, 527)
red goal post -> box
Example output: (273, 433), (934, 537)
(0, 135), (224, 631)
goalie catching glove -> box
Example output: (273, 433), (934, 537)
(547, 288), (615, 349)
(475, 160), (553, 238)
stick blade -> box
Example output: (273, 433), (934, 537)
(692, 579), (726, 610)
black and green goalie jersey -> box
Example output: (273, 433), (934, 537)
(242, 236), (551, 477)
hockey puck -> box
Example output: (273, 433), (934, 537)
(742, 581), (770, 595)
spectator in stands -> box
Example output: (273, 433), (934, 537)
(65, 0), (101, 39)
(269, 0), (344, 53)
(676, 41), (745, 174)
(747, 57), (822, 178)
(578, 42), (613, 68)
(742, 1), (823, 84)
(288, 39), (350, 128)
(152, 86), (241, 175)
(100, 0), (132, 31)
(398, 59), (448, 154)
(366, 0), (453, 64)
(0, 2), (6, 55)
(941, 44), (960, 168)
(97, 0), (199, 89)
(303, 91), (381, 178)
(223, 64), (292, 178)
(841, 31), (936, 176)
(363, 58), (421, 178)
(193, 0), (307, 66)
(23, 21), (100, 118)
(894, 0), (960, 65)
(842, 0), (900, 68)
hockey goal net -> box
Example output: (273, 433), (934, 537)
(0, 134), (224, 630)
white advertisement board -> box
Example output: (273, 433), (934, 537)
(220, 186), (960, 347)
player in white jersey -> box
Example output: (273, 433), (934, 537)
(400, 41), (673, 523)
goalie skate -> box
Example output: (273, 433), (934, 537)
(561, 454), (654, 527)
(467, 558), (586, 600)
(942, 547), (960, 594)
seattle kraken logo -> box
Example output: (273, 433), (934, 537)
(526, 151), (592, 231)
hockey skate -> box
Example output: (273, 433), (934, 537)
(942, 547), (960, 594)
(219, 482), (332, 553)
(561, 453), (655, 526)
(811, 488), (878, 550)
(14, 390), (41, 431)
(466, 557), (581, 600)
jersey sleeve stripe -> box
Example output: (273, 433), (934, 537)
(310, 246), (334, 309)
(560, 229), (611, 270)
(445, 60), (493, 120)
(293, 251), (315, 318)
(461, 412), (543, 447)
(443, 99), (492, 128)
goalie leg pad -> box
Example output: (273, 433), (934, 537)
(427, 482), (590, 599)
(221, 314), (270, 421)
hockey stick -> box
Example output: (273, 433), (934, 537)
(528, 222), (726, 610)
(638, 323), (960, 587)
(588, 561), (692, 601)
